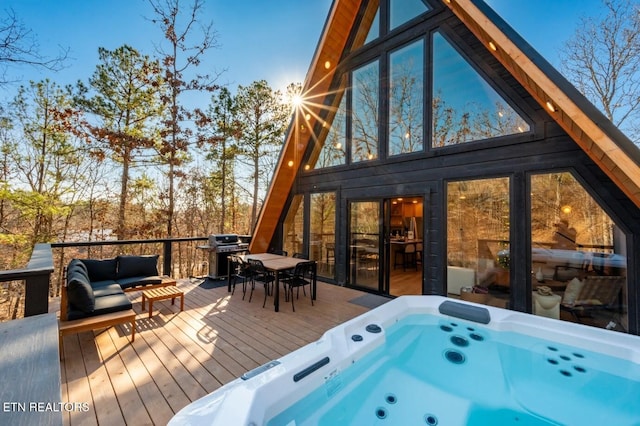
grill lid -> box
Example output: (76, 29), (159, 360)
(208, 234), (239, 246)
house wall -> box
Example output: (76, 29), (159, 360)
(271, 0), (640, 333)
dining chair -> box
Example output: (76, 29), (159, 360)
(246, 258), (275, 307)
(394, 243), (417, 271)
(228, 255), (250, 297)
(282, 261), (316, 312)
(415, 242), (423, 265)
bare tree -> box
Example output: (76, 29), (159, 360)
(147, 0), (220, 237)
(562, 0), (640, 143)
(0, 9), (68, 85)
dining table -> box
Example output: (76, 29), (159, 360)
(230, 253), (316, 312)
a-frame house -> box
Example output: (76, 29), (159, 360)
(249, 0), (640, 334)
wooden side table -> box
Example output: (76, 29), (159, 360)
(141, 286), (184, 318)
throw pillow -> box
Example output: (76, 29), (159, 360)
(117, 255), (159, 279)
(561, 277), (584, 306)
(80, 258), (118, 282)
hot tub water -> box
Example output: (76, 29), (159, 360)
(169, 296), (640, 425)
(268, 315), (640, 425)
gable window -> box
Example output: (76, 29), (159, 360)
(351, 60), (380, 162)
(315, 85), (347, 169)
(364, 7), (379, 45)
(389, 39), (424, 156)
(390, 0), (431, 30)
(431, 31), (529, 147)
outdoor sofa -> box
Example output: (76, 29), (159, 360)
(58, 255), (175, 351)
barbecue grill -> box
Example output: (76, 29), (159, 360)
(200, 234), (248, 279)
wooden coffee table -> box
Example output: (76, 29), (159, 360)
(141, 286), (184, 318)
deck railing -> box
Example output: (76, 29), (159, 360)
(1, 237), (213, 320)
(0, 243), (55, 318)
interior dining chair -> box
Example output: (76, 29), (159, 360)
(282, 261), (316, 312)
(394, 244), (417, 271)
(246, 258), (275, 307)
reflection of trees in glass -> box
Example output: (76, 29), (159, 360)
(311, 193), (335, 239)
(311, 192), (335, 262)
(351, 201), (380, 236)
(317, 94), (347, 168)
(389, 40), (423, 156)
(432, 31), (529, 148)
(433, 95), (528, 147)
(352, 61), (379, 162)
(283, 195), (304, 256)
(447, 178), (510, 267)
(531, 172), (614, 248)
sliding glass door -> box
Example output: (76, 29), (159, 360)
(349, 201), (381, 290)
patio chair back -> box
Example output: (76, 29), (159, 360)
(284, 261), (316, 312)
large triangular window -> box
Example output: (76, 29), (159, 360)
(390, 0), (430, 30)
(431, 31), (530, 147)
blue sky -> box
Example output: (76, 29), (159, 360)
(0, 0), (605, 100)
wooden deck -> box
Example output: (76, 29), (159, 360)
(59, 279), (372, 425)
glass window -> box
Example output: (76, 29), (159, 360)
(314, 90), (347, 169)
(389, 39), (424, 156)
(283, 195), (304, 256)
(310, 192), (336, 278)
(351, 60), (379, 162)
(531, 172), (627, 332)
(364, 7), (379, 45)
(390, 0), (430, 30)
(432, 31), (530, 147)
(349, 201), (380, 289)
(447, 178), (510, 308)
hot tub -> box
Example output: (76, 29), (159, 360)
(169, 296), (640, 425)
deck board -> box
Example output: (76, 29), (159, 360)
(59, 279), (370, 425)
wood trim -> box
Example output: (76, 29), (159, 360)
(444, 0), (640, 208)
(250, 0), (364, 253)
(58, 309), (136, 357)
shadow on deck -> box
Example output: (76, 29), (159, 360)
(59, 278), (371, 425)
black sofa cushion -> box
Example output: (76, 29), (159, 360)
(117, 275), (163, 290)
(92, 283), (126, 298)
(92, 293), (132, 315)
(117, 255), (159, 279)
(67, 270), (95, 314)
(67, 293), (132, 320)
(80, 258), (118, 282)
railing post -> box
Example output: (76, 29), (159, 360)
(24, 272), (51, 316)
(163, 240), (172, 276)
(25, 243), (54, 316)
